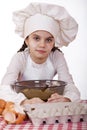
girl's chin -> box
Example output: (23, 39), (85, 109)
(35, 52), (47, 58)
(34, 55), (48, 62)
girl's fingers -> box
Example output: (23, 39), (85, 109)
(50, 93), (60, 98)
(48, 97), (64, 102)
(48, 93), (62, 101)
(47, 97), (71, 102)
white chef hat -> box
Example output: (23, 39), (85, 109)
(13, 2), (78, 47)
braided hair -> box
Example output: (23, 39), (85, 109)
(17, 41), (27, 52)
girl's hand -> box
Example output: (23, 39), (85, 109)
(21, 97), (44, 106)
(47, 93), (71, 102)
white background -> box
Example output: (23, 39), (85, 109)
(0, 0), (87, 99)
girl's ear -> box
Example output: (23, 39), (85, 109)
(25, 38), (28, 46)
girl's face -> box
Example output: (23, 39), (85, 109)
(25, 30), (55, 64)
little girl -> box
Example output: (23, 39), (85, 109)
(0, 2), (80, 105)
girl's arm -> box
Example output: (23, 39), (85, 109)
(52, 50), (80, 102)
(0, 52), (27, 104)
(1, 52), (26, 85)
(0, 85), (26, 104)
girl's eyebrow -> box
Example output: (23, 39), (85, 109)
(46, 36), (54, 39)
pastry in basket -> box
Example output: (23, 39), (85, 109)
(0, 99), (6, 115)
(2, 102), (26, 124)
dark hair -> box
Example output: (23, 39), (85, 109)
(51, 46), (62, 53)
(17, 41), (27, 52)
(17, 42), (62, 53)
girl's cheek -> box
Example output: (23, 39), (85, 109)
(29, 42), (37, 48)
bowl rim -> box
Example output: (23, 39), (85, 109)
(11, 80), (67, 88)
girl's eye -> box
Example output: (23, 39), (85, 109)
(33, 36), (40, 41)
(46, 38), (53, 43)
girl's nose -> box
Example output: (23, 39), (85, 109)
(39, 40), (45, 47)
